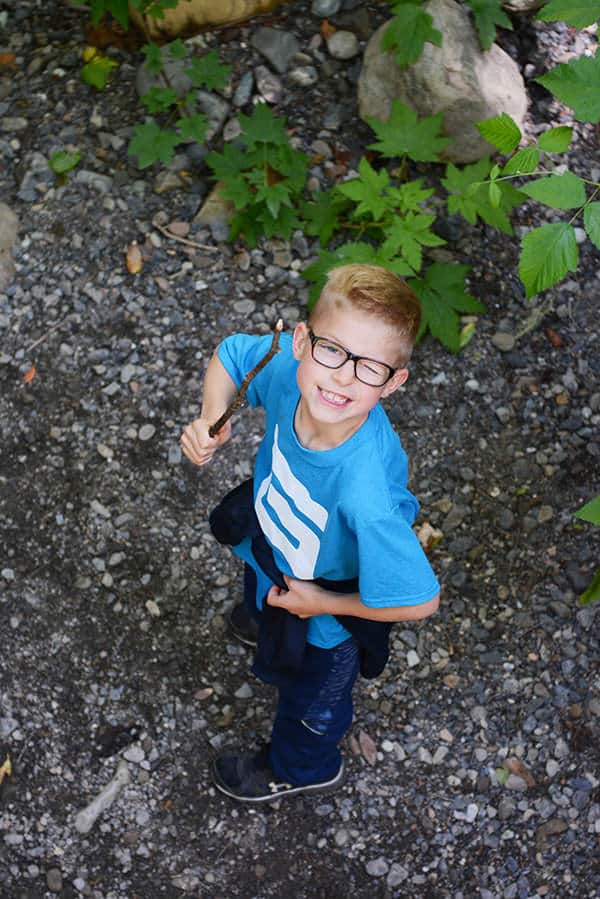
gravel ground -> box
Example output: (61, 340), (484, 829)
(1, 2), (599, 897)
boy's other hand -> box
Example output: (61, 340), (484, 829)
(266, 577), (325, 619)
(180, 417), (231, 466)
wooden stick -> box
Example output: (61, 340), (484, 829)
(209, 319), (283, 438)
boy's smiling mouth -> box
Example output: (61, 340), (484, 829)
(318, 387), (351, 407)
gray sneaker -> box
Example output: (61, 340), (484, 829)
(212, 743), (345, 803)
(227, 602), (259, 647)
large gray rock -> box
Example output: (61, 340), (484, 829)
(0, 203), (18, 290)
(358, 0), (528, 163)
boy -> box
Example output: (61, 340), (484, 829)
(181, 264), (440, 803)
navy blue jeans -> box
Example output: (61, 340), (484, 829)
(243, 564), (360, 786)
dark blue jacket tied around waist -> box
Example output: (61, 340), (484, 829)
(209, 480), (392, 679)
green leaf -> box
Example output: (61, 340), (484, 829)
(443, 158), (524, 234)
(86, 0), (129, 29)
(381, 213), (445, 272)
(238, 102), (289, 148)
(575, 495), (600, 524)
(177, 113), (209, 143)
(468, 0), (513, 51)
(167, 38), (188, 60)
(519, 222), (578, 298)
(536, 0), (600, 28)
(537, 126), (573, 153)
(128, 121), (181, 168)
(476, 113), (522, 154)
(583, 202), (600, 249)
(185, 50), (231, 91)
(367, 99), (449, 163)
(387, 179), (435, 213)
(141, 86), (178, 113)
(81, 55), (119, 90)
(489, 180), (502, 208)
(410, 263), (485, 352)
(49, 150), (82, 174)
(336, 158), (391, 220)
(142, 43), (163, 75)
(521, 172), (587, 210)
(206, 143), (248, 183)
(301, 190), (350, 244)
(537, 55), (600, 123)
(501, 147), (540, 176)
(382, 3), (442, 68)
(579, 568), (600, 606)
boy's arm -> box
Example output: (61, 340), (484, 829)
(267, 578), (439, 622)
(180, 350), (238, 467)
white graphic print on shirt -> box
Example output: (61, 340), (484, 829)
(255, 425), (328, 578)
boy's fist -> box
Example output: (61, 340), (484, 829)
(180, 417), (231, 466)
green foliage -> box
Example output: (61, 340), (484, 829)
(536, 55), (600, 123)
(72, 0), (180, 29)
(536, 0), (600, 28)
(410, 264), (485, 353)
(468, 0), (512, 51)
(205, 104), (309, 246)
(474, 113), (600, 298)
(128, 41), (230, 169)
(443, 158), (524, 234)
(476, 113), (521, 155)
(367, 99), (449, 163)
(519, 223), (578, 299)
(574, 496), (600, 605)
(49, 150), (82, 175)
(81, 54), (119, 90)
(382, 1), (442, 69)
(520, 172), (586, 210)
(575, 495), (600, 525)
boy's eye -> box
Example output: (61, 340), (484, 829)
(360, 360), (385, 377)
(320, 341), (344, 358)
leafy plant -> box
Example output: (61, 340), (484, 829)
(574, 496), (600, 605)
(128, 43), (231, 168)
(383, 0), (511, 61)
(469, 114), (600, 298)
(81, 48), (119, 90)
(205, 103), (309, 246)
(49, 150), (82, 175)
(71, 0), (181, 31)
(301, 101), (484, 352)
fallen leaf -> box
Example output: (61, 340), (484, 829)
(505, 757), (536, 787)
(0, 754), (12, 786)
(416, 521), (443, 553)
(545, 327), (563, 348)
(358, 729), (377, 766)
(321, 20), (336, 40)
(0, 53), (17, 68)
(23, 365), (36, 384)
(126, 242), (142, 274)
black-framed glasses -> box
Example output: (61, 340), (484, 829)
(307, 329), (396, 387)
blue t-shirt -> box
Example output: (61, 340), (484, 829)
(218, 332), (440, 649)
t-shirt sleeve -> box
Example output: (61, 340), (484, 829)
(356, 500), (440, 608)
(217, 333), (275, 408)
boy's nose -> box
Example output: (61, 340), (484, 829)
(332, 359), (356, 385)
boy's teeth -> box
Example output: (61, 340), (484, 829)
(321, 389), (347, 405)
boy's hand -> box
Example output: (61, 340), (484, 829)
(180, 417), (231, 466)
(266, 576), (327, 619)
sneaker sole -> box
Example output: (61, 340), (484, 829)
(212, 759), (345, 803)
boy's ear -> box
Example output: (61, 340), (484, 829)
(381, 367), (409, 398)
(292, 322), (309, 360)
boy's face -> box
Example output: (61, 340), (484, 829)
(292, 296), (409, 448)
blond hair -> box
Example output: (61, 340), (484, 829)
(311, 264), (421, 365)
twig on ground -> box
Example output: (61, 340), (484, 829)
(25, 318), (69, 354)
(151, 214), (219, 252)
